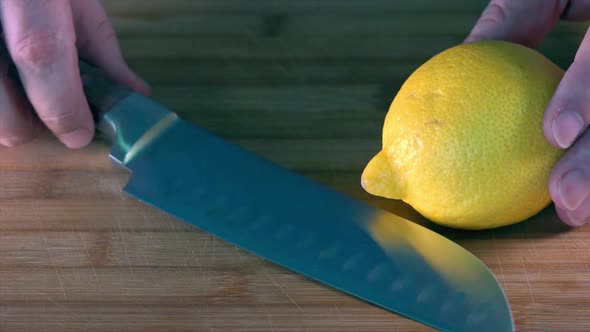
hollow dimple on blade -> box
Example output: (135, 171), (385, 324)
(116, 115), (513, 332)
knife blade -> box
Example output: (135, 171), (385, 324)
(79, 60), (514, 332)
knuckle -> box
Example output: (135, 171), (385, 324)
(38, 108), (80, 134)
(12, 30), (67, 68)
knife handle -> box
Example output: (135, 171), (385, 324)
(78, 59), (134, 121)
(78, 59), (175, 164)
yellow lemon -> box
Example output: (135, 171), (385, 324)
(361, 40), (566, 230)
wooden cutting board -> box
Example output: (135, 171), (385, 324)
(1, 1), (589, 331)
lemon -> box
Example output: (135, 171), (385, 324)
(361, 40), (565, 230)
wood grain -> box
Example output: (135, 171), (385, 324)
(0, 0), (589, 331)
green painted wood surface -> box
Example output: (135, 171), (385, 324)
(0, 1), (589, 331)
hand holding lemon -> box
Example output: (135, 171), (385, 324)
(465, 0), (590, 228)
(362, 0), (590, 229)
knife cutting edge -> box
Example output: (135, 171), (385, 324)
(78, 60), (515, 332)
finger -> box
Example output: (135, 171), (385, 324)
(71, 0), (150, 95)
(542, 26), (590, 149)
(547, 129), (590, 226)
(0, 58), (38, 147)
(555, 205), (573, 225)
(464, 0), (570, 47)
(561, 0), (590, 20)
(0, 0), (94, 149)
(557, 195), (590, 226)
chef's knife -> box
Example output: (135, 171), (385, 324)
(78, 60), (514, 332)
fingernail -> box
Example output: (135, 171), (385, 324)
(464, 33), (484, 44)
(0, 135), (30, 147)
(558, 169), (589, 210)
(464, 35), (477, 43)
(552, 110), (585, 148)
(130, 71), (151, 95)
(61, 128), (93, 149)
(566, 211), (590, 227)
(123, 65), (151, 96)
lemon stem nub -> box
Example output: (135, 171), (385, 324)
(361, 150), (404, 199)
